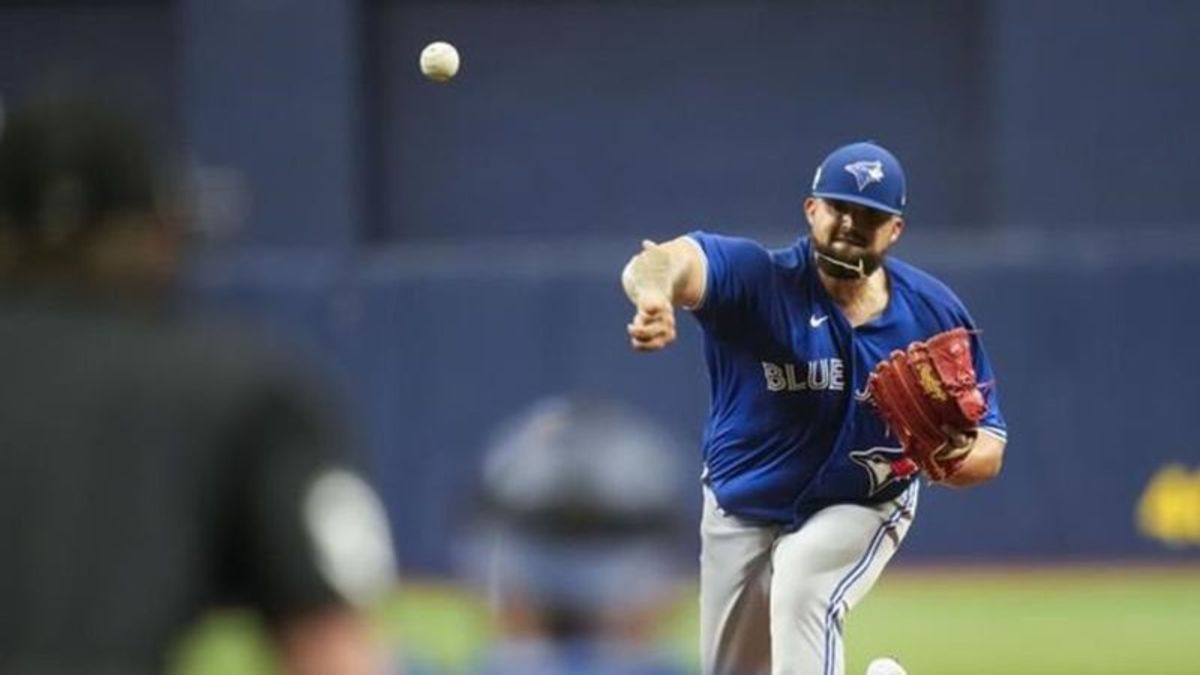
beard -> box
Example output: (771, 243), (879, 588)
(812, 239), (884, 279)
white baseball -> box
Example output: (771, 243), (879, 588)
(419, 41), (460, 82)
(866, 657), (907, 675)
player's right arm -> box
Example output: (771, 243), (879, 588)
(622, 237), (706, 351)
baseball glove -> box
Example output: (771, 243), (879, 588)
(866, 327), (988, 481)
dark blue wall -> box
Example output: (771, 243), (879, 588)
(180, 0), (366, 245)
(186, 229), (1200, 571)
(3, 0), (1199, 573)
(377, 0), (994, 238)
(991, 1), (1200, 228)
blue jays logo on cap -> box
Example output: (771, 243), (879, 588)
(811, 141), (907, 215)
(844, 160), (885, 191)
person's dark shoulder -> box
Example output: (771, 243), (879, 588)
(170, 317), (310, 385)
(158, 315), (388, 617)
(0, 296), (294, 399)
(132, 310), (318, 389)
(109, 311), (341, 445)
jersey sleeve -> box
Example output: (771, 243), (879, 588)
(968, 330), (1007, 441)
(220, 364), (396, 622)
(686, 230), (775, 328)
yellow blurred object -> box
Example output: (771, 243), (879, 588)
(1137, 464), (1200, 546)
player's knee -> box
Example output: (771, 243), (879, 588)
(770, 577), (832, 630)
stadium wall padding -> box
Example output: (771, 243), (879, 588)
(187, 234), (1200, 572)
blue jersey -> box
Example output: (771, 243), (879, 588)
(687, 232), (1007, 527)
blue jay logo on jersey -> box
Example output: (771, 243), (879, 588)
(844, 160), (885, 192)
(850, 447), (909, 496)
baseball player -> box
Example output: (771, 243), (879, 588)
(621, 141), (1007, 675)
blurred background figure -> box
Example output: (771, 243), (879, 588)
(462, 395), (693, 675)
(0, 96), (396, 675)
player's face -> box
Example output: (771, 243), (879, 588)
(805, 198), (903, 279)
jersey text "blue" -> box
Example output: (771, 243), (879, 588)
(761, 359), (845, 392)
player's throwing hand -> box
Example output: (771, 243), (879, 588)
(627, 293), (676, 351)
(628, 237), (700, 353)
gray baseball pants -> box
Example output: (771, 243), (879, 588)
(699, 483), (919, 675)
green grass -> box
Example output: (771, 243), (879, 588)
(171, 568), (1200, 675)
(845, 568), (1200, 675)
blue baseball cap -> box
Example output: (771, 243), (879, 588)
(810, 141), (907, 215)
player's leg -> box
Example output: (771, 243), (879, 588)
(767, 484), (919, 675)
(699, 484), (777, 675)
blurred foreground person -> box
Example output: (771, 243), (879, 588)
(0, 97), (396, 675)
(465, 396), (693, 675)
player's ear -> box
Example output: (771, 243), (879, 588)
(888, 218), (904, 245)
(803, 197), (818, 225)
